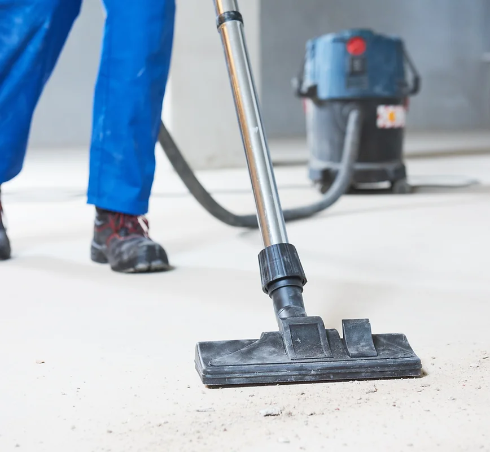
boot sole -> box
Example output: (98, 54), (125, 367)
(124, 260), (171, 273)
(91, 242), (173, 273)
(91, 243), (109, 264)
(0, 230), (11, 261)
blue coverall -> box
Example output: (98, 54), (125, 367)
(0, 0), (176, 215)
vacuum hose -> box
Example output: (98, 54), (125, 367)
(158, 107), (363, 229)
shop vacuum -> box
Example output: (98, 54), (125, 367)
(158, 0), (422, 386)
(294, 29), (420, 194)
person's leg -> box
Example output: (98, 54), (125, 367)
(0, 0), (82, 185)
(88, 0), (175, 273)
(87, 0), (176, 215)
(0, 0), (81, 261)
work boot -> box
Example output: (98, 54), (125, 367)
(91, 208), (171, 273)
(0, 188), (11, 261)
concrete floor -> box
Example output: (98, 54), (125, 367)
(1, 148), (489, 451)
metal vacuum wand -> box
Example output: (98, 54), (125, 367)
(214, 0), (288, 248)
(214, 0), (307, 321)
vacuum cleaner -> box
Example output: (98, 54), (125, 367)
(294, 29), (420, 194)
(171, 0), (421, 386)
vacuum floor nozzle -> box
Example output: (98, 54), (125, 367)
(195, 318), (421, 386)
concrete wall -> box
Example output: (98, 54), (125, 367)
(168, 0), (261, 169)
(27, 0), (490, 163)
(261, 0), (490, 138)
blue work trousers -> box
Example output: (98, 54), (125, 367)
(0, 0), (175, 215)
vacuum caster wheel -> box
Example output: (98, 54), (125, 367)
(392, 179), (412, 194)
(319, 183), (332, 194)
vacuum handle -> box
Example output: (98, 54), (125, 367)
(214, 0), (289, 247)
(403, 48), (421, 96)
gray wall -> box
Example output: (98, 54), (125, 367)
(28, 0), (490, 148)
(168, 0), (261, 169)
(261, 0), (490, 138)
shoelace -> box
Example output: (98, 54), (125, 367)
(108, 213), (150, 238)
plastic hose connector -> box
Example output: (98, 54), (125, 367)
(258, 244), (307, 295)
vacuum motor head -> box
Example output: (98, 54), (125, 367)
(297, 29), (419, 101)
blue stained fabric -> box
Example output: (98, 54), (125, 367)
(0, 0), (176, 215)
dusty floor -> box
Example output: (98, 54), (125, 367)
(1, 149), (489, 451)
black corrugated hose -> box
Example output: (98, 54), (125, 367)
(157, 108), (363, 229)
